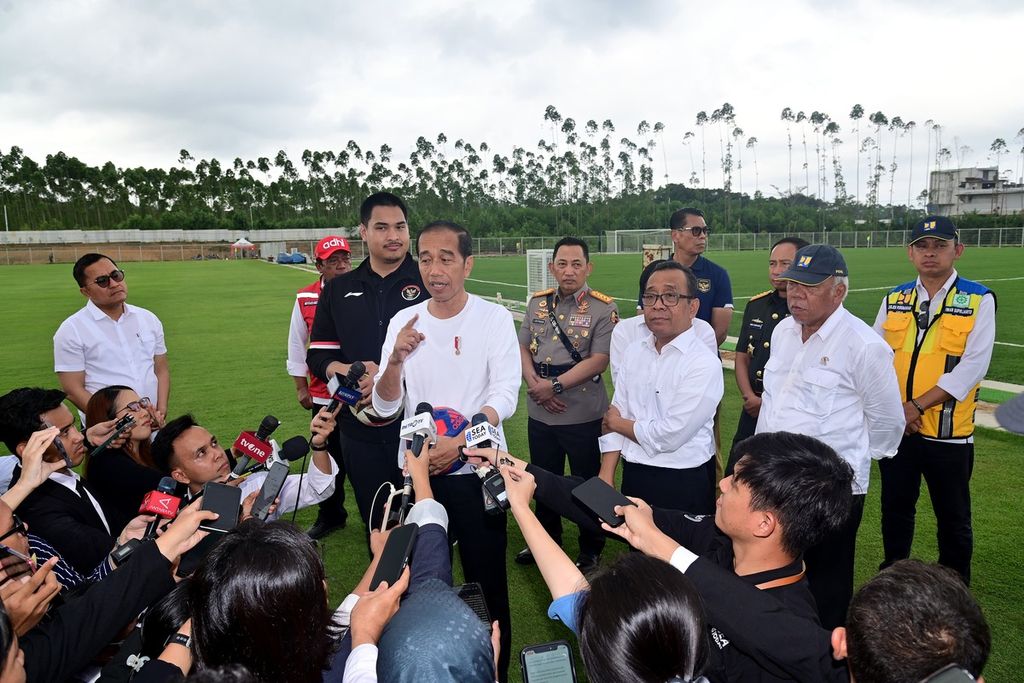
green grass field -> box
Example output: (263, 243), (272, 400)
(0, 254), (1021, 681)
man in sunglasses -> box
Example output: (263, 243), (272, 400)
(872, 216), (996, 585)
(600, 260), (723, 513)
(54, 253), (170, 423)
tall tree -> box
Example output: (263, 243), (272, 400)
(781, 107), (795, 196)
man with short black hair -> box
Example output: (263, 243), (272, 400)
(872, 215), (996, 584)
(600, 260), (723, 513)
(757, 244), (905, 629)
(835, 559), (990, 683)
(54, 253), (170, 420)
(287, 234), (352, 538)
(307, 193), (429, 538)
(516, 236), (617, 571)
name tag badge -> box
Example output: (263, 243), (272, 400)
(569, 314), (591, 328)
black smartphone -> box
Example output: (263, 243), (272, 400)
(199, 482), (242, 533)
(42, 420), (74, 468)
(571, 477), (635, 528)
(454, 582), (491, 627)
(251, 462), (289, 521)
(520, 640), (577, 683)
(369, 522), (418, 590)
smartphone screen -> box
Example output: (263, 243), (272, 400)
(521, 641), (576, 683)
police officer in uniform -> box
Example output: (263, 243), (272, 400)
(516, 236), (618, 572)
(872, 216), (996, 584)
(728, 237), (808, 464)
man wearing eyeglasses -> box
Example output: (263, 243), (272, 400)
(600, 260), (723, 513)
(287, 235), (352, 539)
(54, 253), (170, 424)
(756, 244), (904, 629)
(872, 216), (996, 585)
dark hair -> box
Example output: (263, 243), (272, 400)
(139, 579), (192, 660)
(84, 386), (154, 471)
(770, 236), (810, 252)
(669, 207), (705, 230)
(186, 665), (256, 682)
(577, 553), (707, 683)
(0, 387), (67, 454)
(730, 432), (854, 556)
(73, 252), (117, 286)
(151, 414), (200, 474)
(553, 236), (590, 262)
(190, 520), (340, 683)
(417, 220), (473, 259)
(0, 600), (15, 675)
(645, 260), (698, 299)
(360, 192), (408, 226)
(846, 560), (990, 682)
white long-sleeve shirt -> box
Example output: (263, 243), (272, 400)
(610, 315), (719, 387)
(372, 295), (521, 474)
(871, 269), (996, 445)
(757, 305), (905, 494)
(286, 297), (313, 378)
(238, 455), (338, 521)
(599, 326), (723, 469)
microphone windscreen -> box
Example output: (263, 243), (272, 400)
(281, 435), (311, 461)
(415, 402), (434, 416)
(157, 476), (177, 494)
(256, 415), (281, 441)
(471, 412), (488, 427)
(349, 360), (366, 379)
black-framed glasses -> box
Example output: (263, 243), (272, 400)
(91, 269), (125, 288)
(641, 292), (697, 308)
(118, 397), (152, 414)
(0, 514), (27, 544)
(673, 226), (710, 237)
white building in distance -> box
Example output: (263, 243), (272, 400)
(929, 167), (1024, 216)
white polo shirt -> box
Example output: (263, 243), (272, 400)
(53, 300), (167, 404)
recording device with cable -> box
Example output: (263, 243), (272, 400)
(462, 413), (509, 514)
(229, 415), (280, 479)
(88, 412), (137, 458)
(327, 360), (366, 411)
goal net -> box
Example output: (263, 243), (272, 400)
(525, 249), (555, 304)
(605, 228), (672, 253)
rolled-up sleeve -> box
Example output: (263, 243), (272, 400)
(53, 320), (85, 372)
(371, 315), (405, 419)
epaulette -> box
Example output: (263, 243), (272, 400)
(588, 290), (614, 304)
(531, 288), (555, 298)
(748, 289), (773, 302)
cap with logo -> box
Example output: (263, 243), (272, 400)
(909, 215), (958, 245)
(315, 236), (351, 260)
(777, 244), (848, 286)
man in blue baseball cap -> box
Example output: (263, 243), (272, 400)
(872, 215), (996, 585)
(755, 243), (905, 629)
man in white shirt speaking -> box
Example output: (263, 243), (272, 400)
(372, 220), (520, 680)
(599, 260), (723, 514)
(54, 253), (170, 423)
(756, 243), (904, 630)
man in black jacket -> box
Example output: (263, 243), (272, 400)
(469, 431), (852, 682)
(306, 192), (429, 539)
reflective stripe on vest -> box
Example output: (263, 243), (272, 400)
(880, 278), (989, 439)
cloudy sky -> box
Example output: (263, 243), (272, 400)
(2, 0), (1022, 203)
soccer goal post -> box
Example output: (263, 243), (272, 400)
(605, 228), (673, 253)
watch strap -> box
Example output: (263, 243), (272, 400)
(164, 632), (192, 649)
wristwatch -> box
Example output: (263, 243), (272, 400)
(164, 632), (192, 649)
(550, 378), (564, 395)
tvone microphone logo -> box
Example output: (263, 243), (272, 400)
(235, 432), (271, 462)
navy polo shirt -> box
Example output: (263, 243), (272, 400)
(637, 255), (733, 324)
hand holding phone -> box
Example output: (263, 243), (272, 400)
(521, 641), (577, 683)
(571, 477), (636, 528)
(369, 523), (418, 591)
(199, 482), (242, 533)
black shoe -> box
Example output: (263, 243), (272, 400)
(307, 517), (346, 540)
(514, 547), (536, 565)
(575, 553), (600, 573)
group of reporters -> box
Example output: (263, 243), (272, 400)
(0, 190), (998, 682)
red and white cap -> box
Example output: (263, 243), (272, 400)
(315, 236), (351, 260)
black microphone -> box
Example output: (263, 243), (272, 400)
(279, 435), (311, 462)
(141, 476), (181, 538)
(326, 361), (367, 413)
(410, 402), (434, 458)
(230, 415), (281, 478)
(470, 412), (490, 448)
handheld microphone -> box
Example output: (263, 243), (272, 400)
(464, 413), (502, 452)
(230, 415), (280, 479)
(279, 435), (311, 462)
(140, 476), (182, 538)
(399, 402), (434, 516)
(326, 361), (366, 412)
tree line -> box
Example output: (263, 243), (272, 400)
(2, 105), (1021, 237)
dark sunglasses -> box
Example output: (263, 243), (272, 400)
(917, 300), (931, 331)
(673, 226), (710, 237)
(118, 397), (152, 414)
(91, 269), (126, 288)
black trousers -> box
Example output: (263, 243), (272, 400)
(621, 457), (717, 515)
(805, 493), (865, 630)
(431, 473), (512, 682)
(527, 418), (606, 558)
(336, 432), (404, 530)
(313, 406), (348, 524)
(879, 435), (974, 584)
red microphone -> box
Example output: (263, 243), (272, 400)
(140, 476), (181, 538)
(230, 415), (280, 478)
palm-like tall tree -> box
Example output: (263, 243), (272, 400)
(781, 108), (795, 196)
(904, 121), (916, 213)
(795, 111), (809, 195)
(746, 136), (760, 196)
(695, 111), (708, 190)
(849, 105), (864, 202)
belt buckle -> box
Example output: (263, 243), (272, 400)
(538, 363), (550, 378)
